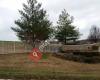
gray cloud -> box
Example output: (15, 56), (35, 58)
(0, 7), (19, 41)
(38, 0), (100, 39)
(0, 0), (100, 41)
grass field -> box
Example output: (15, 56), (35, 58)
(0, 53), (100, 80)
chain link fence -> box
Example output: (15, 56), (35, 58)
(0, 41), (61, 54)
(0, 41), (32, 54)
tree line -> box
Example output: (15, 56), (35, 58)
(11, 0), (100, 47)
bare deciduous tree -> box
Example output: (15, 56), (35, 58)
(88, 25), (100, 43)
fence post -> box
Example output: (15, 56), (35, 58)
(14, 41), (15, 53)
(2, 41), (4, 54)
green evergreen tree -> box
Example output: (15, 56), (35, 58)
(56, 10), (80, 44)
(12, 0), (52, 47)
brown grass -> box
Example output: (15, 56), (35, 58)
(0, 53), (100, 79)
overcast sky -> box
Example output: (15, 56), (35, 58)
(0, 0), (100, 41)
